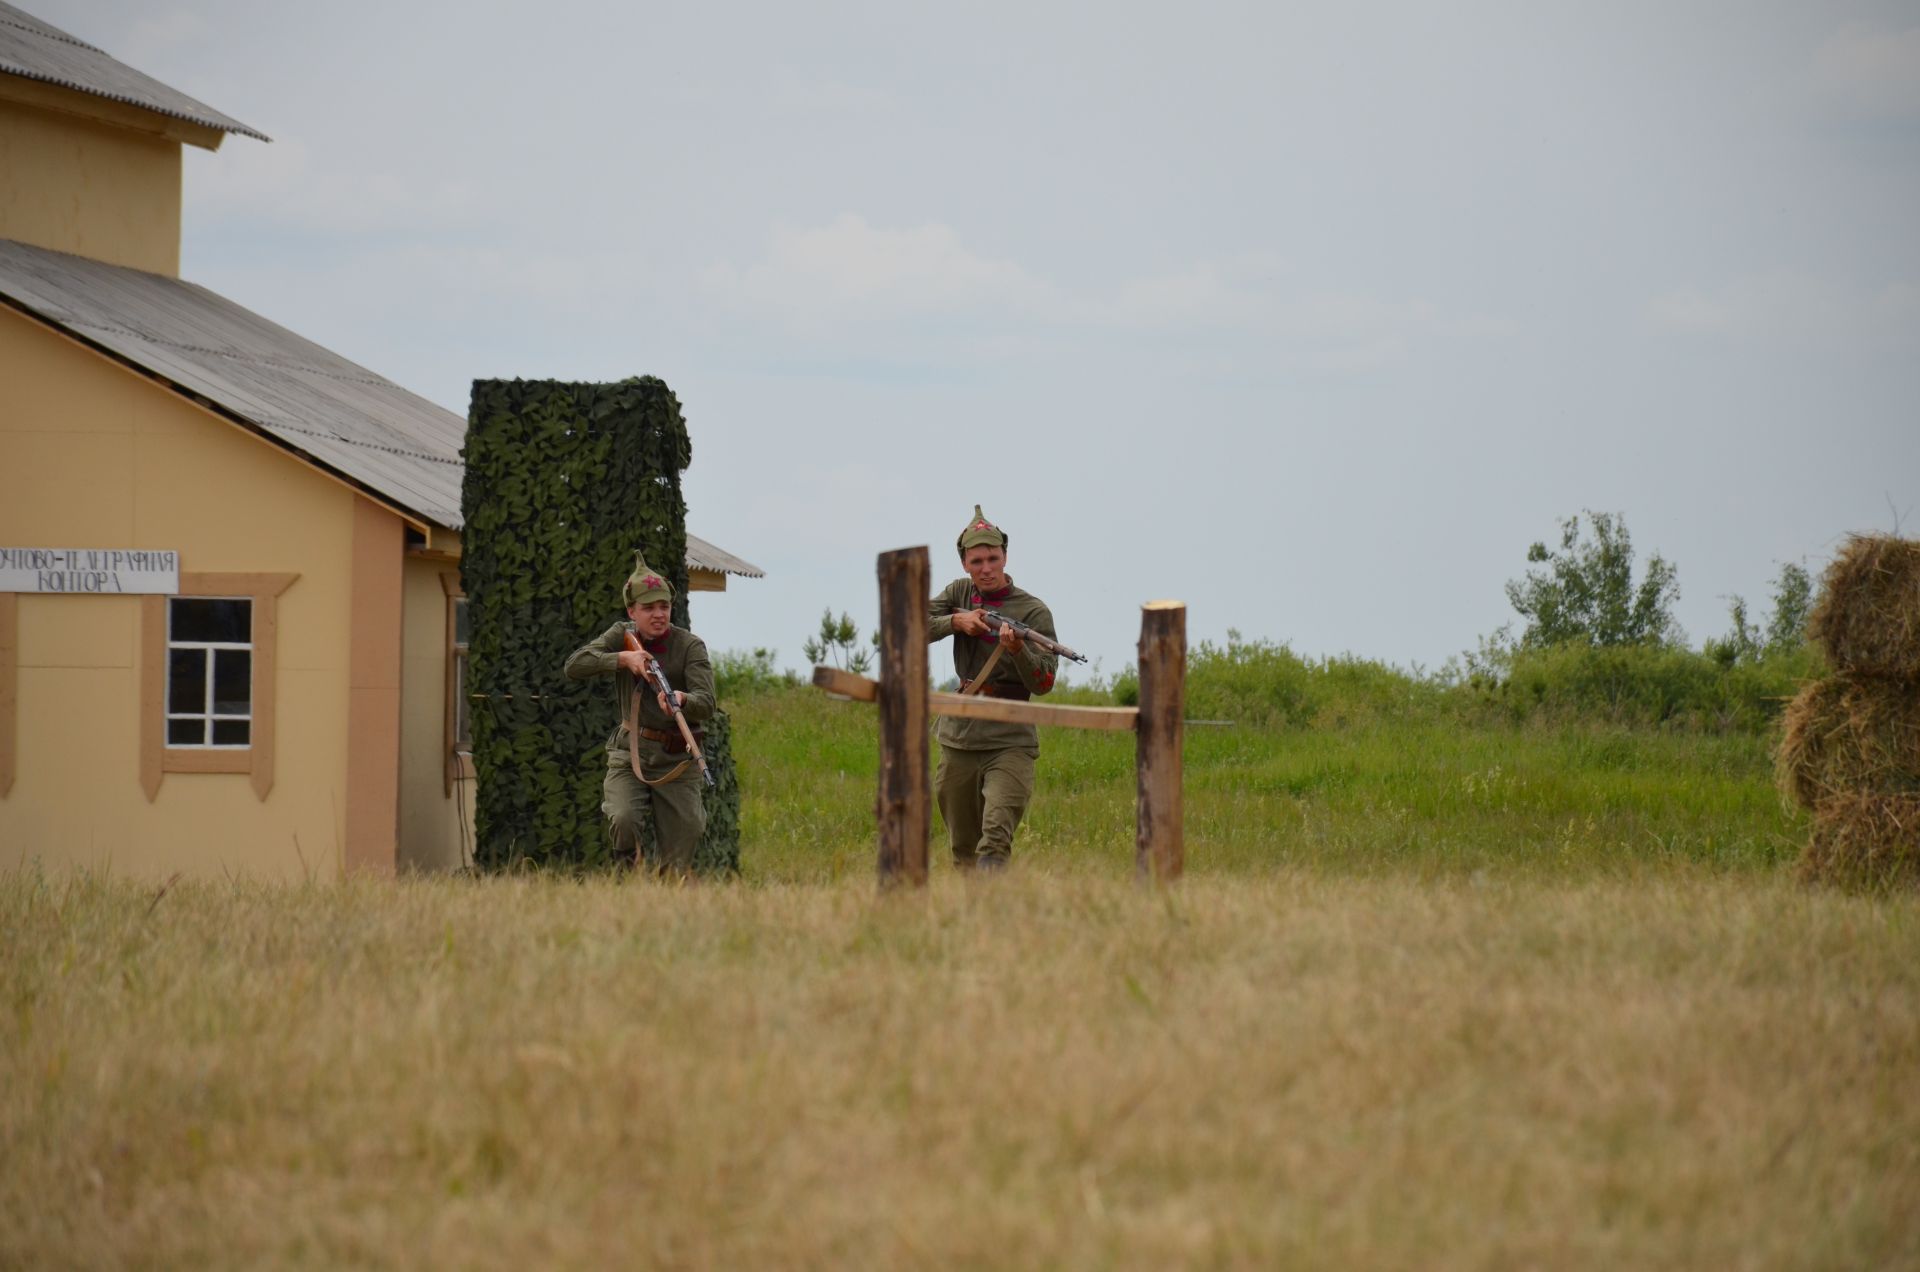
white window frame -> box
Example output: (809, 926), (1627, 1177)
(140, 572), (297, 803)
(164, 595), (254, 750)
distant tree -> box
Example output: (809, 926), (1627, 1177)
(1708, 597), (1762, 668)
(1763, 562), (1813, 652)
(1505, 511), (1680, 648)
(802, 609), (876, 675)
(1708, 561), (1814, 667)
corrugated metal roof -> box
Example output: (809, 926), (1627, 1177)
(0, 238), (769, 576)
(0, 237), (464, 527)
(0, 2), (268, 142)
(686, 533), (764, 579)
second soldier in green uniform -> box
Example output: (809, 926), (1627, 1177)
(564, 553), (716, 875)
(928, 505), (1061, 871)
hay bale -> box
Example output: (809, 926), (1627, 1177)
(1800, 792), (1920, 890)
(1808, 535), (1920, 678)
(1775, 674), (1920, 809)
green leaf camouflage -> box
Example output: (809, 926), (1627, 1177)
(461, 377), (740, 874)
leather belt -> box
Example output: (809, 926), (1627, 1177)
(958, 680), (1030, 701)
(635, 725), (705, 746)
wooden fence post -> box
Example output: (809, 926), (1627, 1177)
(876, 547), (930, 887)
(1135, 600), (1186, 882)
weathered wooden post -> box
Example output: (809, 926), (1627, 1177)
(875, 547), (931, 887)
(822, 548), (1159, 884)
(1135, 600), (1186, 882)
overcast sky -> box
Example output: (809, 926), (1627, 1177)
(37, 0), (1920, 677)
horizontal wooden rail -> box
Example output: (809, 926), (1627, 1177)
(812, 666), (880, 700)
(934, 692), (1138, 732)
(812, 667), (1139, 732)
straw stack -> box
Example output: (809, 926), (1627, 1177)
(1777, 535), (1920, 888)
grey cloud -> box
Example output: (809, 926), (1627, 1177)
(24, 0), (1918, 672)
(1647, 272), (1920, 351)
(1814, 22), (1920, 119)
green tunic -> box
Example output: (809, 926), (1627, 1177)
(927, 575), (1060, 868)
(927, 575), (1060, 751)
(563, 623), (716, 870)
(563, 623), (716, 755)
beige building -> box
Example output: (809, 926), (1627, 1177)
(0, 4), (757, 879)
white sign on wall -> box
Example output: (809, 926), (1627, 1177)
(0, 547), (181, 594)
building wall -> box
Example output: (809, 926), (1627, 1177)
(397, 555), (472, 872)
(0, 305), (358, 879)
(0, 97), (182, 275)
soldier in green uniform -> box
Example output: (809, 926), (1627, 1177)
(563, 553), (716, 874)
(928, 505), (1061, 871)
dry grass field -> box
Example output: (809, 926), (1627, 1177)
(4, 867), (1917, 1269)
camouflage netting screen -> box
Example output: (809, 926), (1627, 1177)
(461, 376), (740, 873)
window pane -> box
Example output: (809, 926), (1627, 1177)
(213, 649), (252, 716)
(167, 717), (204, 745)
(211, 719), (251, 746)
(168, 648), (206, 714)
(171, 598), (251, 644)
(454, 596), (470, 646)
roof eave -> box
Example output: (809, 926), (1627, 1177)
(0, 68), (260, 149)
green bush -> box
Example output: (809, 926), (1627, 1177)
(1719, 642), (1828, 725)
(1092, 629), (1819, 736)
(712, 648), (799, 699)
(1111, 634), (1442, 730)
(1473, 641), (1823, 731)
(1184, 634), (1317, 728)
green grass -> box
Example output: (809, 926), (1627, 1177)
(726, 685), (1800, 883)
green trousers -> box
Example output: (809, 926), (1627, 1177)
(602, 741), (706, 873)
(935, 745), (1037, 868)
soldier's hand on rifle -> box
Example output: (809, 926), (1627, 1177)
(657, 688), (684, 715)
(996, 622), (1025, 654)
(952, 608), (990, 637)
(617, 649), (650, 675)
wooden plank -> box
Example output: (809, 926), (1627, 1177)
(930, 692), (1137, 732)
(1136, 600), (1186, 882)
(813, 665), (877, 700)
(812, 666), (1138, 731)
(875, 548), (930, 888)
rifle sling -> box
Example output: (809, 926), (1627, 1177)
(958, 642), (1006, 696)
(627, 679), (694, 788)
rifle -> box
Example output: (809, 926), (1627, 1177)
(622, 628), (716, 788)
(980, 611), (1088, 663)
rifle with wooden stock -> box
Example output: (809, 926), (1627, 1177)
(623, 628), (716, 788)
(981, 610), (1088, 664)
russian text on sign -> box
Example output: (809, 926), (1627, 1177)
(0, 548), (181, 595)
